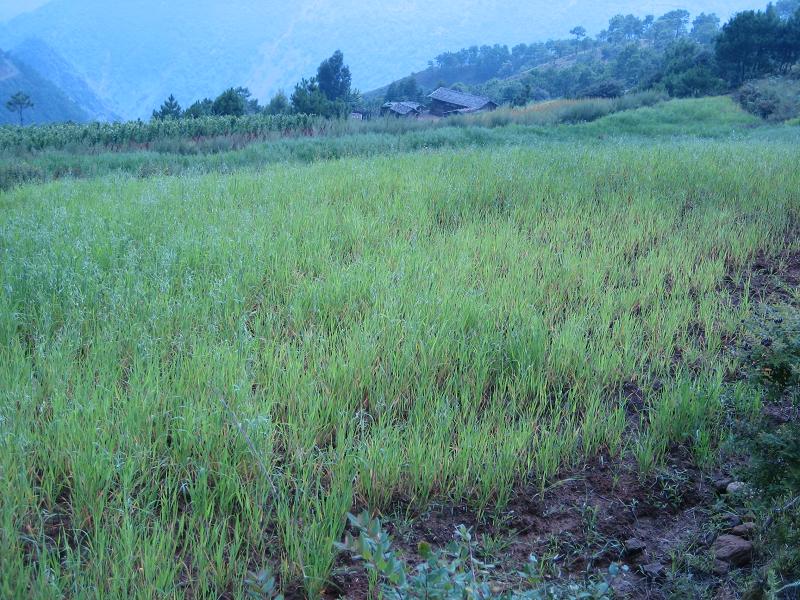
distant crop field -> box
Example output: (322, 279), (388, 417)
(0, 96), (766, 192)
(1, 137), (799, 597)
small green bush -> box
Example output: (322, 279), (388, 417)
(337, 512), (623, 599)
(558, 101), (614, 124)
(736, 78), (800, 121)
(740, 305), (800, 396)
(578, 80), (625, 99)
(738, 304), (800, 592)
(749, 422), (800, 499)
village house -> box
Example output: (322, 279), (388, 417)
(380, 101), (423, 118)
(427, 87), (498, 117)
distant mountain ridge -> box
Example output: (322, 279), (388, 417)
(0, 49), (88, 125)
(10, 38), (119, 122)
(1, 0), (761, 120)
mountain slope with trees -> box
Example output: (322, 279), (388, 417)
(0, 50), (89, 125)
(10, 38), (118, 121)
(373, 1), (800, 111)
(0, 0), (758, 120)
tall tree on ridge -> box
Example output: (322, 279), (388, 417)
(212, 88), (246, 116)
(691, 13), (721, 45)
(316, 50), (352, 102)
(6, 91), (34, 126)
(152, 94), (182, 120)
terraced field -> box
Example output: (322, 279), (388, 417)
(1, 99), (799, 598)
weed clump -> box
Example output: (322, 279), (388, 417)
(337, 512), (624, 599)
(733, 304), (800, 595)
(739, 305), (800, 398)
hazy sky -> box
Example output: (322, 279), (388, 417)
(0, 0), (50, 21)
(2, 0), (761, 25)
(1, 0), (760, 24)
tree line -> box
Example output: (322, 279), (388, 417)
(152, 50), (358, 121)
(387, 2), (800, 108)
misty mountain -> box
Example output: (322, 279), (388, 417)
(0, 49), (89, 125)
(10, 38), (119, 121)
(1, 0), (759, 120)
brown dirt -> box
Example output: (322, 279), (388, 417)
(725, 249), (800, 307)
(324, 444), (735, 599)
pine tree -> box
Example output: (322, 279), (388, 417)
(265, 91), (290, 115)
(6, 91), (34, 126)
(212, 88), (246, 117)
(184, 98), (214, 118)
(316, 50), (352, 102)
(152, 94), (182, 120)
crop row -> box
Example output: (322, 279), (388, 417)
(0, 113), (328, 153)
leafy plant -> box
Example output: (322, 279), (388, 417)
(244, 568), (284, 600)
(740, 305), (800, 396)
(734, 305), (800, 595)
(337, 512), (624, 599)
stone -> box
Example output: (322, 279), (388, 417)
(726, 514), (743, 529)
(624, 538), (646, 556)
(640, 562), (664, 579)
(730, 522), (757, 539)
(715, 534), (753, 567)
(726, 481), (747, 495)
(713, 559), (731, 576)
(714, 477), (733, 493)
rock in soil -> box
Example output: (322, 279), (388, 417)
(726, 481), (748, 495)
(715, 534), (754, 567)
(724, 513), (743, 529)
(624, 538), (646, 557)
(714, 477), (733, 493)
(640, 563), (665, 579)
(730, 522), (757, 539)
(713, 560), (731, 576)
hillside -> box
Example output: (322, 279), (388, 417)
(0, 49), (88, 125)
(0, 0), (758, 120)
(10, 38), (118, 122)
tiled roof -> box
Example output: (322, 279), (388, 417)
(381, 101), (422, 115)
(427, 87), (494, 109)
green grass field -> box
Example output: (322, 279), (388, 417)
(1, 98), (799, 598)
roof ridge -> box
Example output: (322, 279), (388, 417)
(427, 87), (494, 109)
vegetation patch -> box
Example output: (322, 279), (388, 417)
(737, 77), (800, 122)
(1, 136), (799, 597)
(1, 97), (789, 192)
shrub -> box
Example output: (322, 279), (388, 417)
(740, 305), (800, 396)
(578, 80), (625, 99)
(610, 90), (668, 111)
(557, 100), (614, 123)
(737, 304), (800, 593)
(749, 422), (800, 499)
(736, 78), (800, 121)
(336, 511), (624, 599)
